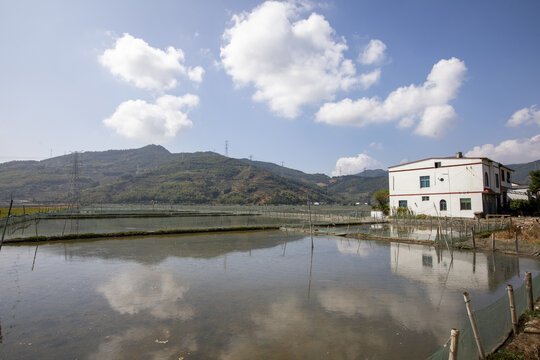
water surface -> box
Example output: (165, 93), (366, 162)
(0, 231), (537, 359)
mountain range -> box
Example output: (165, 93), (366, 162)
(1, 145), (537, 205)
(0, 145), (386, 205)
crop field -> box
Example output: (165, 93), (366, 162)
(0, 206), (69, 218)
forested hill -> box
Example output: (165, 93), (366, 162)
(239, 158), (330, 186)
(0, 146), (333, 204)
(506, 159), (540, 184)
(0, 145), (393, 204)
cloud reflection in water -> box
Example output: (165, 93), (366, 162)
(219, 297), (386, 360)
(88, 326), (197, 360)
(97, 267), (194, 320)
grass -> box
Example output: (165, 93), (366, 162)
(0, 206), (68, 218)
(488, 350), (527, 360)
(474, 229), (507, 238)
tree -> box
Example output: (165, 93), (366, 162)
(371, 190), (389, 215)
(529, 170), (540, 198)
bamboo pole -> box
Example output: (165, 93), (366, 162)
(525, 272), (534, 312)
(471, 226), (476, 250)
(507, 285), (519, 335)
(514, 232), (519, 254)
(463, 292), (486, 360)
(307, 199), (314, 249)
(449, 328), (459, 360)
(0, 199), (14, 251)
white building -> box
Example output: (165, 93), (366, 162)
(507, 182), (530, 201)
(388, 152), (513, 218)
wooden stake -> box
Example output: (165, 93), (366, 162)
(463, 292), (486, 360)
(449, 328), (459, 360)
(515, 232), (519, 254)
(471, 226), (476, 250)
(491, 233), (495, 251)
(525, 272), (534, 312)
(307, 198), (314, 249)
(0, 199), (14, 251)
(507, 285), (519, 335)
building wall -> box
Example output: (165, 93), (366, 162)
(389, 158), (498, 218)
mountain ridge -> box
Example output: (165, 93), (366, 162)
(4, 145), (534, 204)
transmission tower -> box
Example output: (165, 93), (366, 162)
(225, 140), (229, 157)
(67, 152), (81, 235)
(68, 152), (81, 209)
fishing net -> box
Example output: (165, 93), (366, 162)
(427, 273), (539, 359)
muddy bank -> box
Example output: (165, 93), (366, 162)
(289, 218), (540, 257)
(0, 225), (280, 244)
(489, 299), (540, 359)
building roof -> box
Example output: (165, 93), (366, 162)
(388, 156), (514, 171)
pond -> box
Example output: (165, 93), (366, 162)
(330, 222), (479, 242)
(2, 215), (305, 240)
(0, 231), (538, 359)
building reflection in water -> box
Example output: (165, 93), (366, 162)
(391, 243), (520, 292)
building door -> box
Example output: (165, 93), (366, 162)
(482, 194), (497, 215)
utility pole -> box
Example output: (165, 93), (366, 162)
(225, 140), (229, 157)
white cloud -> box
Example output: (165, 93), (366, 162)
(315, 57), (467, 138)
(465, 134), (540, 164)
(359, 39), (387, 65)
(331, 153), (384, 177)
(506, 105), (540, 127)
(358, 68), (381, 89)
(187, 66), (205, 83)
(220, 1), (359, 118)
(369, 141), (383, 150)
(414, 104), (458, 137)
(103, 94), (199, 143)
(99, 33), (204, 91)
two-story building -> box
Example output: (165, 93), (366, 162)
(388, 152), (513, 218)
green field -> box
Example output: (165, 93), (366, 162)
(0, 206), (68, 219)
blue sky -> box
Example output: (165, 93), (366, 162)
(1, 0), (539, 176)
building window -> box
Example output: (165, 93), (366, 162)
(495, 174), (499, 188)
(434, 162), (441, 168)
(507, 171), (511, 182)
(484, 172), (489, 187)
(398, 200), (407, 208)
(422, 196), (429, 201)
(422, 255), (433, 268)
(501, 171), (505, 182)
(460, 198), (472, 210)
(440, 199), (447, 211)
(420, 176), (430, 188)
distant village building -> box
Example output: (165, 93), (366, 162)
(388, 152), (513, 218)
(507, 182), (530, 201)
